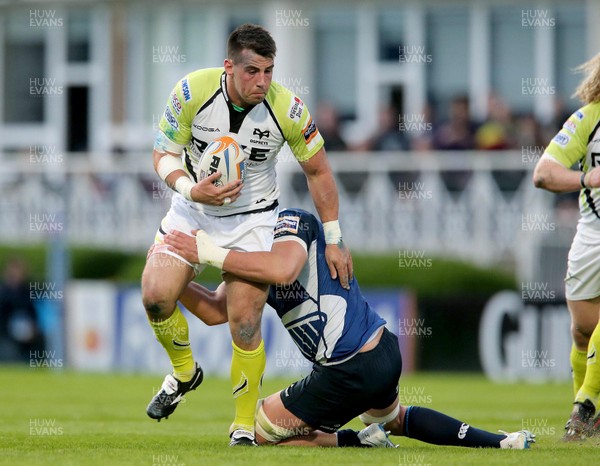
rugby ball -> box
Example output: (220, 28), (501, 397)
(196, 134), (246, 187)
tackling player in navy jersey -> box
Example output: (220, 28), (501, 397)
(163, 209), (535, 449)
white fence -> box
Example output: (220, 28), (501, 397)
(0, 150), (570, 283)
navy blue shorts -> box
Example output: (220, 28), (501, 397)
(280, 327), (402, 433)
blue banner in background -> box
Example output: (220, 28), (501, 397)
(65, 281), (413, 377)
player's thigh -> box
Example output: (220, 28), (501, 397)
(223, 274), (269, 322)
(255, 392), (311, 445)
(141, 252), (195, 310)
(567, 297), (600, 349)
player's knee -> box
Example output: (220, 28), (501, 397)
(360, 404), (402, 435)
(571, 323), (592, 349)
(142, 291), (175, 319)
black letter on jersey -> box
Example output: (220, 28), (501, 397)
(192, 136), (208, 156)
(248, 147), (269, 162)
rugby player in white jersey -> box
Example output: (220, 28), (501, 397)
(142, 24), (352, 446)
(534, 52), (600, 440)
(162, 208), (535, 449)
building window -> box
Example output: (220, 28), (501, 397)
(67, 9), (90, 63)
(490, 7), (535, 113)
(315, 10), (356, 118)
(378, 9), (405, 62)
(426, 7), (470, 107)
(554, 5), (586, 111)
(4, 9), (46, 123)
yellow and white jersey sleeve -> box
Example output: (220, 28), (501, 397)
(544, 102), (600, 226)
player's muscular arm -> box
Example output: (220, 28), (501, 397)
(533, 156), (600, 192)
(163, 230), (306, 284)
(300, 148), (339, 223)
(222, 241), (306, 285)
(153, 149), (243, 205)
(300, 148), (353, 289)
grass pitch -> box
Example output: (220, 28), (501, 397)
(1, 366), (598, 466)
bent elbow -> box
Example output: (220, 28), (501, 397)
(532, 164), (550, 190)
(532, 172), (546, 189)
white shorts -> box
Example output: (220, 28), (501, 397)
(152, 193), (278, 275)
(565, 223), (600, 301)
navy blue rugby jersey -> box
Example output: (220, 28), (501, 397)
(267, 208), (385, 365)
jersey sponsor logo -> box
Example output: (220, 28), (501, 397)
(288, 96), (304, 121)
(563, 120), (577, 134)
(181, 78), (192, 102)
(552, 132), (570, 147)
(164, 106), (179, 130)
(249, 138), (269, 146)
(575, 110), (585, 120)
(193, 123), (220, 132)
(253, 128), (270, 139)
(170, 92), (182, 115)
(275, 215), (301, 235)
(302, 117), (318, 144)
(243, 145), (270, 163)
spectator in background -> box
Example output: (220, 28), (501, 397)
(0, 258), (44, 362)
(361, 105), (409, 152)
(315, 103), (348, 152)
(432, 95), (477, 192)
(474, 93), (515, 150)
(409, 102), (435, 151)
(433, 95), (477, 150)
(513, 112), (544, 150)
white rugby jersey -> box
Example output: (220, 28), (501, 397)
(544, 102), (600, 228)
(157, 68), (324, 216)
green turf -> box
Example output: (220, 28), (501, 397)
(1, 366), (597, 465)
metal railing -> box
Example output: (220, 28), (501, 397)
(0, 150), (571, 283)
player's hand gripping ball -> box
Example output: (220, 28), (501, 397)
(196, 134), (246, 187)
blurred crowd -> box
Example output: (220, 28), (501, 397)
(315, 93), (572, 153)
(314, 93), (580, 213)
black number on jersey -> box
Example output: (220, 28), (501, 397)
(592, 152), (600, 167)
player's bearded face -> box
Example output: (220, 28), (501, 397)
(226, 49), (274, 106)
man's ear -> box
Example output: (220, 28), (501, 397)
(224, 58), (234, 76)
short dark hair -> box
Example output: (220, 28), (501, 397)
(227, 24), (277, 63)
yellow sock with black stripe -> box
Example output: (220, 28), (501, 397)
(230, 340), (266, 434)
(571, 343), (588, 397)
(148, 306), (196, 382)
(575, 326), (600, 409)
